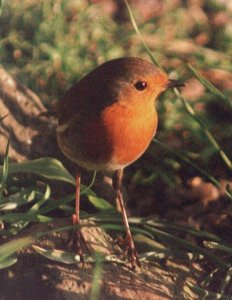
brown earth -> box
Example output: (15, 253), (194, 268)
(0, 219), (200, 300)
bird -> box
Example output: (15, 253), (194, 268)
(57, 57), (185, 267)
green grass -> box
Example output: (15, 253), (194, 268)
(0, 0), (232, 298)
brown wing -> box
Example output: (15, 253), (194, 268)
(58, 80), (86, 126)
(58, 76), (118, 127)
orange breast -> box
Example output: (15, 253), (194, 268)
(58, 101), (158, 171)
(100, 101), (158, 169)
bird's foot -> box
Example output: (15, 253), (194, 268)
(67, 215), (90, 265)
(116, 235), (141, 268)
(126, 243), (141, 269)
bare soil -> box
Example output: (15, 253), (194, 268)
(0, 219), (201, 300)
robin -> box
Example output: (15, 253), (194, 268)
(57, 57), (185, 267)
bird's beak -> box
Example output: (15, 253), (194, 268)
(166, 79), (187, 89)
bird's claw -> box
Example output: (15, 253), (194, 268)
(67, 215), (90, 265)
(116, 235), (141, 268)
(126, 243), (141, 269)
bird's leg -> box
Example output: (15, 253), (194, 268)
(113, 169), (141, 268)
(72, 173), (81, 225)
(70, 173), (89, 263)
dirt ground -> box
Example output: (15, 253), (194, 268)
(0, 219), (201, 300)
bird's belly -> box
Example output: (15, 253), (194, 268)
(57, 104), (158, 171)
(84, 103), (157, 170)
(103, 109), (158, 170)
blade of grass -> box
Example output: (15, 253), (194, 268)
(153, 139), (232, 200)
(185, 280), (229, 300)
(89, 213), (223, 245)
(37, 193), (75, 215)
(100, 223), (155, 239)
(124, 0), (163, 70)
(201, 268), (219, 288)
(0, 224), (78, 269)
(0, 188), (37, 211)
(203, 241), (232, 254)
(0, 236), (34, 265)
(218, 266), (232, 296)
(32, 245), (80, 264)
(38, 186), (107, 216)
(0, 212), (53, 223)
(81, 171), (97, 195)
(32, 245), (126, 265)
(90, 252), (103, 300)
(9, 185), (52, 233)
(88, 194), (114, 211)
(139, 251), (173, 261)
(144, 225), (228, 270)
(30, 185), (51, 212)
(134, 234), (172, 258)
(0, 255), (17, 269)
(0, 140), (10, 203)
(173, 88), (232, 171)
(0, 0), (4, 16)
(187, 63), (232, 108)
(0, 225), (76, 269)
(147, 219), (223, 242)
(0, 158), (75, 185)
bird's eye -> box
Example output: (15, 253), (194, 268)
(134, 81), (147, 91)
